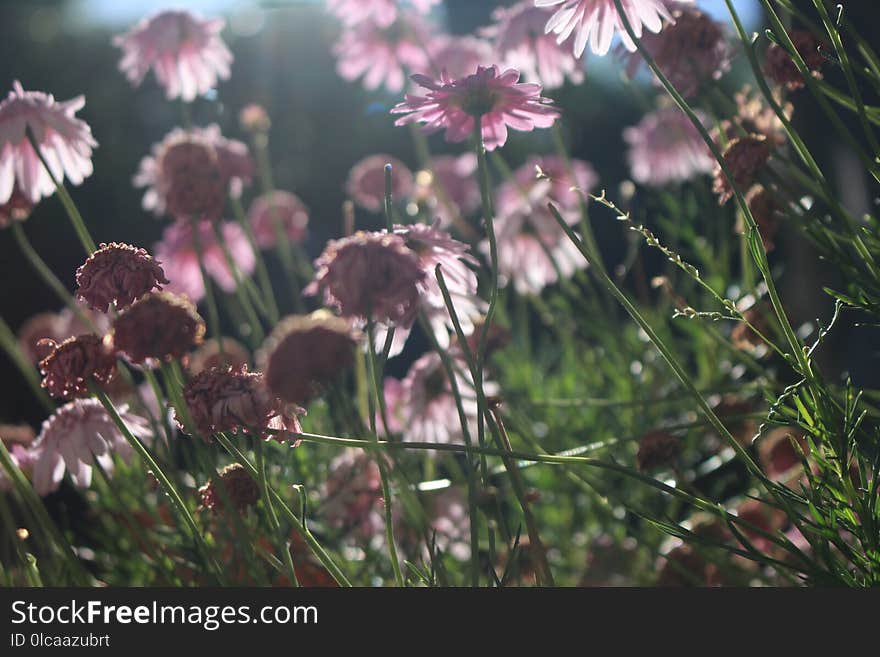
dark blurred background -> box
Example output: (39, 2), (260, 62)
(1, 0), (878, 428)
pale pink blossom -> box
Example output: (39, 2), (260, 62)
(496, 154), (597, 217)
(392, 65), (560, 151)
(378, 221), (485, 357)
(327, 0), (440, 28)
(537, 0), (691, 57)
(0, 81), (96, 205)
(113, 9), (232, 102)
(346, 154), (414, 213)
(0, 443), (34, 493)
(153, 219), (256, 303)
(320, 448), (385, 543)
(247, 191), (309, 249)
(30, 399), (151, 496)
(134, 124), (253, 220)
(624, 106), (713, 186)
(333, 13), (431, 93)
(428, 35), (497, 80)
(484, 3), (584, 89)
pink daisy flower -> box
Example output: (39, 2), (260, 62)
(537, 0), (690, 57)
(623, 106), (713, 187)
(414, 153), (481, 222)
(113, 9), (233, 102)
(484, 3), (585, 89)
(30, 399), (151, 496)
(327, 0), (440, 28)
(333, 12), (431, 94)
(134, 124), (253, 220)
(153, 219), (256, 303)
(0, 81), (97, 205)
(427, 35), (497, 81)
(247, 191), (309, 249)
(381, 221), (485, 357)
(345, 154), (414, 213)
(386, 351), (494, 446)
(496, 154), (597, 217)
(391, 65), (560, 151)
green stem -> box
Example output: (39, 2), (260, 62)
(254, 437), (299, 587)
(230, 196), (280, 324)
(190, 220), (224, 354)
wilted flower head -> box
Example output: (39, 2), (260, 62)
(718, 87), (791, 148)
(258, 311), (361, 407)
(636, 430), (682, 471)
(0, 81), (97, 205)
(428, 35), (496, 81)
(740, 185), (781, 253)
(320, 448), (385, 541)
(484, 3), (584, 89)
(187, 337), (251, 374)
(17, 305), (110, 364)
(334, 12), (431, 93)
(75, 242), (169, 312)
(763, 29), (826, 91)
(198, 463), (260, 514)
(539, 0), (690, 57)
(624, 106), (714, 187)
(177, 365), (302, 442)
(392, 65), (560, 151)
(113, 9), (232, 102)
(305, 231), (425, 326)
(247, 191), (309, 249)
(239, 104), (271, 134)
(111, 292), (205, 364)
(758, 427), (807, 481)
(386, 221), (485, 356)
(0, 185), (35, 228)
(30, 398), (150, 496)
(39, 334), (116, 400)
(414, 153), (480, 221)
(153, 219), (256, 303)
(712, 135), (771, 205)
(346, 155), (414, 213)
(731, 302), (772, 354)
(135, 125), (253, 220)
(623, 3), (730, 97)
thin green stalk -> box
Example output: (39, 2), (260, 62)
(92, 386), (225, 584)
(230, 196), (280, 324)
(25, 127), (96, 256)
(190, 220), (224, 354)
(211, 222), (266, 344)
(254, 437), (299, 587)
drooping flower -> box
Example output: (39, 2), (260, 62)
(623, 3), (730, 98)
(305, 231), (425, 327)
(176, 365), (302, 443)
(30, 398), (151, 496)
(763, 29), (826, 91)
(483, 3), (584, 89)
(187, 337), (251, 374)
(381, 221), (486, 357)
(111, 292), (205, 364)
(75, 242), (169, 313)
(384, 351), (493, 445)
(17, 305), (110, 364)
(427, 35), (497, 81)
(247, 191), (309, 249)
(414, 153), (481, 222)
(391, 65), (560, 151)
(345, 154), (414, 213)
(623, 106), (714, 187)
(333, 12), (431, 93)
(712, 135), (771, 205)
(537, 0), (689, 57)
(134, 125), (253, 221)
(113, 9), (233, 102)
(258, 311), (361, 407)
(739, 185), (782, 253)
(39, 334), (117, 400)
(153, 219), (256, 303)
(198, 463), (260, 514)
(0, 81), (97, 205)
